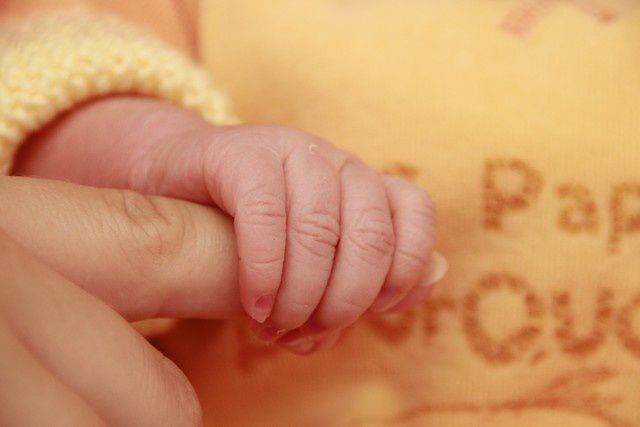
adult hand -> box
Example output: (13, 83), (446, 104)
(0, 176), (241, 426)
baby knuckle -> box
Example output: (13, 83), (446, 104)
(242, 250), (286, 285)
(220, 124), (322, 152)
(412, 192), (437, 224)
(389, 250), (429, 288)
(291, 212), (340, 258)
(401, 193), (437, 234)
(102, 190), (188, 272)
(212, 124), (276, 145)
(263, 125), (324, 149)
(244, 255), (285, 280)
(347, 209), (395, 263)
(395, 245), (430, 272)
(238, 191), (286, 227)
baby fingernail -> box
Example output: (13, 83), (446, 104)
(423, 251), (449, 287)
(287, 338), (317, 354)
(251, 294), (274, 323)
(371, 287), (401, 313)
(255, 325), (287, 341)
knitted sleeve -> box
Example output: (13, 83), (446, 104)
(0, 10), (237, 174)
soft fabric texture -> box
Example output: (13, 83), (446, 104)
(2, 1), (640, 426)
(0, 10), (234, 174)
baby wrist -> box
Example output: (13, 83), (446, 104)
(0, 10), (236, 175)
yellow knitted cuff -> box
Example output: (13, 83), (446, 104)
(0, 10), (237, 175)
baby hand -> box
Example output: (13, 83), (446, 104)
(15, 97), (448, 352)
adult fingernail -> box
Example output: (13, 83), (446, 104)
(370, 286), (401, 313)
(422, 251), (449, 287)
(251, 294), (274, 323)
(254, 325), (287, 342)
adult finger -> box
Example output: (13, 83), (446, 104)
(0, 323), (105, 426)
(0, 176), (241, 321)
(0, 232), (201, 426)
